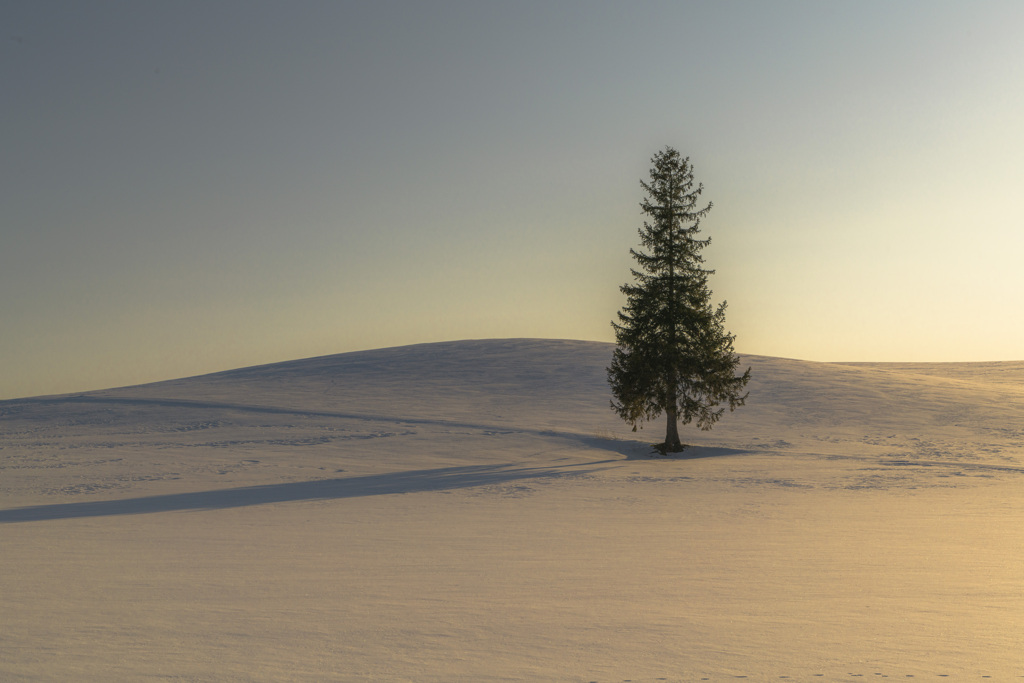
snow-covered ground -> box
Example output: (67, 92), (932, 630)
(2, 338), (1023, 681)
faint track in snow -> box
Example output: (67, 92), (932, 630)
(8, 394), (639, 454)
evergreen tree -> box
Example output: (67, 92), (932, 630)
(608, 147), (750, 453)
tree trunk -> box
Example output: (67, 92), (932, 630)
(664, 404), (683, 453)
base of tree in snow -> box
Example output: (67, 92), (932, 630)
(652, 440), (688, 455)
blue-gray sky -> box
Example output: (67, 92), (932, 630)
(3, 1), (1023, 399)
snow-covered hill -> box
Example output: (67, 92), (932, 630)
(2, 339), (1023, 680)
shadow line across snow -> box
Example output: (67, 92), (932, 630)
(10, 395), (755, 461)
(13, 395), (613, 443)
(0, 462), (615, 524)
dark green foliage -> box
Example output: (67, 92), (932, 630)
(608, 147), (750, 453)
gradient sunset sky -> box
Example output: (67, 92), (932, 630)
(3, 1), (1023, 399)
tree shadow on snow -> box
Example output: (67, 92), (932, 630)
(605, 441), (753, 461)
(0, 462), (609, 524)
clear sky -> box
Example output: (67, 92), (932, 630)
(3, 1), (1022, 399)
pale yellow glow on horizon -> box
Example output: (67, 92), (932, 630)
(3, 2), (1023, 399)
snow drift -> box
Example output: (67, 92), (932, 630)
(2, 339), (1023, 680)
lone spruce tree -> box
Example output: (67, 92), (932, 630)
(608, 147), (750, 453)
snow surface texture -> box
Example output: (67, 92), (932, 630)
(2, 338), (1023, 681)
